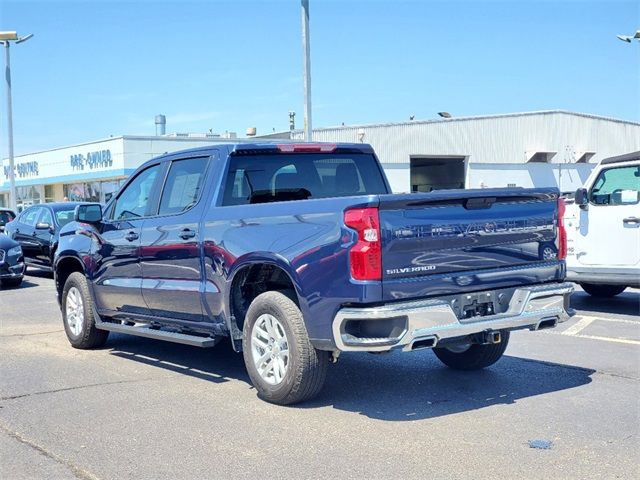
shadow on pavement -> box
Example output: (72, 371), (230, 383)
(105, 334), (594, 421)
(570, 289), (640, 317)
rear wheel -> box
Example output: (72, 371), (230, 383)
(580, 283), (626, 298)
(242, 291), (328, 405)
(433, 331), (510, 370)
(62, 272), (109, 349)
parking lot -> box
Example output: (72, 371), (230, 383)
(1, 272), (638, 480)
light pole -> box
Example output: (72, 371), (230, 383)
(0, 31), (33, 211)
(616, 30), (640, 43)
(301, 0), (312, 141)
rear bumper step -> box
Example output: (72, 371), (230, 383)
(332, 282), (574, 352)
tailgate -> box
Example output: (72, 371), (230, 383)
(379, 188), (560, 299)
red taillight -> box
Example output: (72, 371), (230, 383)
(344, 207), (382, 281)
(556, 197), (567, 260)
(277, 143), (337, 153)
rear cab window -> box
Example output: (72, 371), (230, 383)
(222, 153), (388, 206)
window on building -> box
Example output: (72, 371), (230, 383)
(44, 185), (55, 203)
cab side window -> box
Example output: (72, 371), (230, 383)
(590, 165), (640, 206)
(21, 207), (41, 226)
(113, 165), (161, 220)
(39, 208), (54, 226)
(158, 158), (208, 215)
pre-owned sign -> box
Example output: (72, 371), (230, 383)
(70, 150), (113, 170)
(3, 161), (39, 179)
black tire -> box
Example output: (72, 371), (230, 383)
(62, 272), (109, 349)
(433, 330), (510, 370)
(580, 283), (626, 298)
(1, 277), (22, 288)
(242, 291), (328, 405)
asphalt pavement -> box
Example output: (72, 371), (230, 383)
(1, 272), (638, 479)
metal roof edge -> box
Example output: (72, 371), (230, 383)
(310, 110), (640, 131)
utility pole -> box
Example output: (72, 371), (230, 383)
(301, 0), (312, 141)
(0, 31), (33, 211)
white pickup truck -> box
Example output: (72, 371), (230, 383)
(565, 151), (640, 297)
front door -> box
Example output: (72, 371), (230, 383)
(13, 206), (41, 262)
(576, 163), (640, 266)
(140, 156), (211, 322)
(93, 163), (163, 316)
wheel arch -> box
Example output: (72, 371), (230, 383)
(54, 255), (86, 305)
(226, 254), (306, 351)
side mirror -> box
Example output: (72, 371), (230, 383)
(35, 222), (51, 230)
(575, 188), (588, 209)
(75, 203), (103, 224)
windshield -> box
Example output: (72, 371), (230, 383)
(55, 208), (77, 227)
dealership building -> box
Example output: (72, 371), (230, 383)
(1, 110), (639, 209)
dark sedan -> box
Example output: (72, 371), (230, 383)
(0, 208), (16, 232)
(0, 233), (24, 287)
(4, 202), (83, 272)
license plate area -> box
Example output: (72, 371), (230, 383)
(441, 288), (516, 321)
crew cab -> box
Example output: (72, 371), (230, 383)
(54, 142), (573, 405)
(564, 151), (640, 296)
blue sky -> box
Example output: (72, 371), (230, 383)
(0, 0), (638, 156)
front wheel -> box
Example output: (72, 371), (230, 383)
(580, 283), (626, 298)
(62, 272), (109, 349)
(242, 291), (328, 405)
(433, 331), (510, 370)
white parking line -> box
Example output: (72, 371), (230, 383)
(574, 334), (640, 346)
(573, 315), (639, 325)
(562, 317), (595, 336)
(541, 314), (640, 345)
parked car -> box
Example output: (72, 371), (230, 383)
(0, 233), (24, 288)
(4, 202), (83, 272)
(565, 151), (640, 297)
(0, 208), (16, 232)
(54, 142), (573, 405)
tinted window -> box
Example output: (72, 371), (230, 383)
(21, 207), (41, 227)
(113, 165), (160, 220)
(55, 207), (77, 227)
(590, 165), (640, 206)
(159, 158), (208, 215)
(39, 208), (53, 226)
(0, 211), (14, 225)
(222, 153), (387, 206)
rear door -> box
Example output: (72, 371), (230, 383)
(139, 155), (211, 323)
(576, 163), (640, 266)
(33, 207), (55, 266)
(93, 163), (163, 316)
(378, 189), (560, 300)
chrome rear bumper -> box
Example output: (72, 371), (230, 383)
(332, 282), (574, 352)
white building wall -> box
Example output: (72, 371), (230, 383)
(295, 111), (639, 193)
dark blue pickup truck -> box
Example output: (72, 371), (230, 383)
(54, 142), (573, 404)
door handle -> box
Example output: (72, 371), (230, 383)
(179, 229), (196, 240)
(623, 217), (640, 225)
(125, 231), (139, 242)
